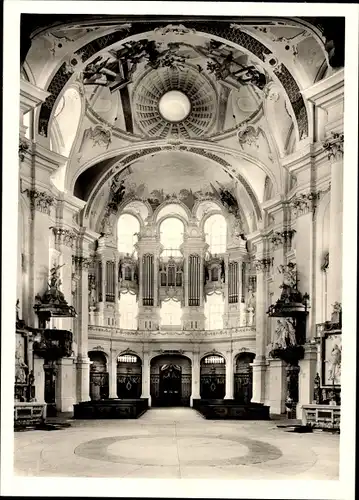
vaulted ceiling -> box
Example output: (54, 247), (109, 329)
(21, 15), (345, 233)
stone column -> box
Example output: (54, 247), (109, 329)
(324, 133), (344, 316)
(224, 349), (234, 400)
(56, 357), (75, 412)
(250, 236), (270, 403)
(73, 253), (91, 403)
(190, 349), (200, 405)
(268, 358), (287, 414)
(298, 342), (318, 419)
(109, 350), (118, 399)
(141, 350), (151, 405)
(73, 228), (97, 403)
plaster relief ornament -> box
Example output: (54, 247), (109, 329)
(237, 123), (261, 149)
(154, 24), (196, 36)
(80, 125), (112, 150)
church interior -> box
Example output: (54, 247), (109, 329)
(13, 13), (346, 480)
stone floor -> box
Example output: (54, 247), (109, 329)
(14, 407), (339, 480)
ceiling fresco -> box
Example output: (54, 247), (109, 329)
(21, 15), (344, 236)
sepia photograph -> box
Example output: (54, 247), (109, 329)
(1, 1), (358, 499)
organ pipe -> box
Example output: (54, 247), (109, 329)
(143, 254), (154, 306)
(106, 260), (115, 302)
(98, 261), (103, 302)
(189, 254), (200, 306)
(229, 261), (238, 304)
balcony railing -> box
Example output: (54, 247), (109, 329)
(88, 325), (256, 340)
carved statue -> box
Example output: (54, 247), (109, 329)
(220, 260), (225, 283)
(15, 348), (27, 384)
(278, 262), (297, 288)
(16, 299), (20, 321)
(313, 372), (321, 404)
(326, 344), (341, 383)
(246, 306), (255, 326)
(274, 318), (297, 348)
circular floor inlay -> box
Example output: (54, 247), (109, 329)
(158, 90), (191, 122)
(74, 434), (282, 467)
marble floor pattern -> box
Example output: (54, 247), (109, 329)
(14, 408), (339, 479)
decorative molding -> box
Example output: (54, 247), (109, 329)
(50, 227), (77, 248)
(322, 132), (344, 161)
(22, 188), (55, 215)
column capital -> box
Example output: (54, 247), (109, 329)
(254, 257), (273, 273)
(289, 190), (323, 219)
(322, 131), (344, 162)
(51, 227), (77, 249)
(270, 229), (296, 249)
(72, 255), (92, 271)
(21, 186), (55, 215)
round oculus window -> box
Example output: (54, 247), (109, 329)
(158, 90), (191, 122)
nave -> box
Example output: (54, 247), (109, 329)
(14, 407), (339, 480)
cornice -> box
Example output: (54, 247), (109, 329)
(77, 227), (101, 244)
(58, 191), (86, 215)
(261, 195), (287, 215)
(301, 68), (344, 109)
(30, 143), (68, 176)
(20, 80), (50, 113)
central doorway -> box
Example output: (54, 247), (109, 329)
(150, 354), (192, 407)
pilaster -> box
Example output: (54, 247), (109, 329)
(141, 349), (151, 405)
(224, 349), (234, 399)
(56, 357), (75, 412)
(190, 348), (200, 405)
(109, 350), (118, 399)
(298, 342), (318, 420)
(268, 358), (287, 414)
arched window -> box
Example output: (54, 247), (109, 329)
(160, 218), (184, 257)
(117, 214), (140, 255)
(204, 214), (227, 254)
(119, 292), (138, 330)
(160, 299), (182, 327)
(50, 88), (82, 192)
(205, 293), (224, 330)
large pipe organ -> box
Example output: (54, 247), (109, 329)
(88, 213), (253, 330)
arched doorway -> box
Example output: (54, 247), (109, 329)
(117, 353), (142, 398)
(200, 354), (226, 399)
(234, 352), (255, 404)
(150, 354), (192, 407)
(88, 351), (109, 400)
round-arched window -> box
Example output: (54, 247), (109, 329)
(160, 218), (184, 257)
(117, 214), (140, 255)
(204, 214), (227, 254)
